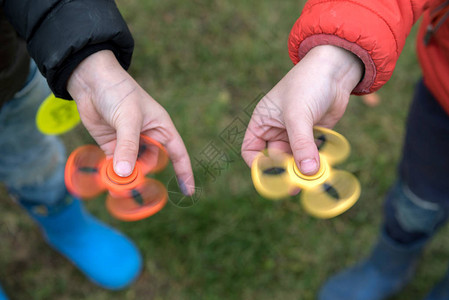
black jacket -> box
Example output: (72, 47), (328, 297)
(0, 8), (29, 105)
(0, 0), (134, 103)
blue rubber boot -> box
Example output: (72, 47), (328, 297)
(319, 231), (425, 300)
(21, 196), (142, 290)
(0, 285), (8, 300)
(424, 270), (449, 300)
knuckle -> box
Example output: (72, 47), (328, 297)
(117, 138), (139, 154)
(290, 135), (315, 153)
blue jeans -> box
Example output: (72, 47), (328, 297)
(384, 80), (449, 245)
(0, 61), (67, 206)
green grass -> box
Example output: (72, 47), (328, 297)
(1, 1), (447, 299)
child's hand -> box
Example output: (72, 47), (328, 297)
(67, 50), (195, 195)
(242, 45), (363, 175)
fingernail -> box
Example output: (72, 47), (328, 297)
(300, 159), (317, 175)
(178, 178), (189, 195)
(115, 161), (132, 177)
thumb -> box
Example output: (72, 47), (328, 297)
(113, 115), (141, 177)
(285, 113), (320, 175)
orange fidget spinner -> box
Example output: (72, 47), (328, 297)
(65, 135), (169, 221)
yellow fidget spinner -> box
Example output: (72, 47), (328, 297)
(251, 126), (361, 219)
(36, 93), (80, 135)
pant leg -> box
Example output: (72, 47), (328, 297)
(384, 79), (449, 245)
(0, 60), (67, 206)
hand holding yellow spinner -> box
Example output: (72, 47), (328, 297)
(251, 126), (361, 219)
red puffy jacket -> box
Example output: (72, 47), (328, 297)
(288, 0), (449, 114)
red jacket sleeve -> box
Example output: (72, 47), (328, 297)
(288, 0), (429, 94)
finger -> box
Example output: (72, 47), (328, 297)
(113, 114), (142, 177)
(241, 120), (267, 167)
(162, 128), (195, 196)
(267, 140), (291, 154)
(284, 111), (320, 175)
(289, 187), (301, 196)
